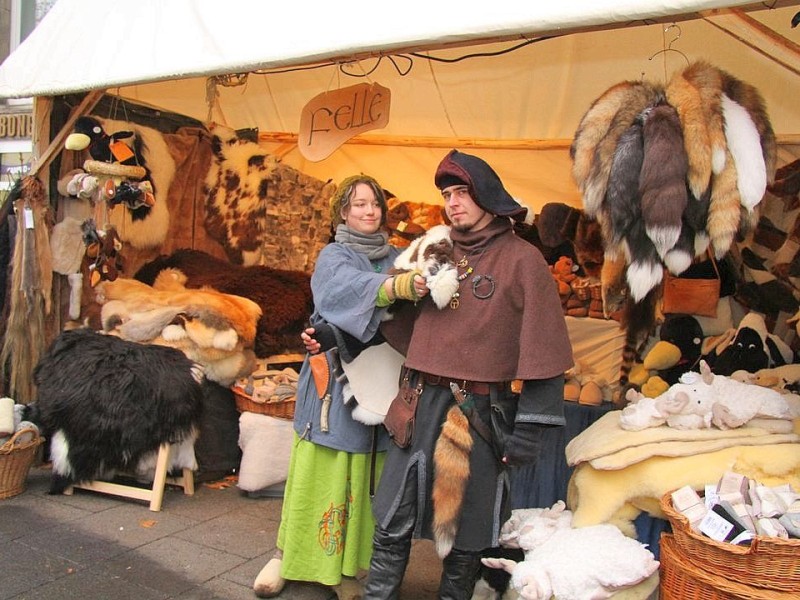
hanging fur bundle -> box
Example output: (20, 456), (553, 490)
(0, 176), (52, 404)
(572, 61), (776, 303)
(26, 329), (205, 494)
(432, 405), (473, 558)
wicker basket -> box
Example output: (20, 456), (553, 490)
(232, 386), (295, 420)
(0, 428), (44, 499)
(659, 534), (796, 600)
(661, 492), (800, 593)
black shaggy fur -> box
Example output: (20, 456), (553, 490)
(135, 249), (313, 357)
(27, 329), (204, 494)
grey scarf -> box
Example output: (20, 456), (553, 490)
(335, 224), (391, 260)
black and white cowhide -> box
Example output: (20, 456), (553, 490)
(27, 329), (205, 494)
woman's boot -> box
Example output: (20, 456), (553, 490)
(253, 549), (285, 598)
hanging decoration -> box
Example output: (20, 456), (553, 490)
(570, 60), (776, 304)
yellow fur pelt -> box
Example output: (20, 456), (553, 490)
(432, 406), (473, 558)
(96, 273), (262, 345)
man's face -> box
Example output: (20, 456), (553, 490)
(441, 185), (492, 232)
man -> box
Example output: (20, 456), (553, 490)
(367, 150), (574, 599)
(308, 150), (573, 599)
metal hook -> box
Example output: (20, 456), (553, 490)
(648, 23), (689, 66)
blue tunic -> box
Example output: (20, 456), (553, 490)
(292, 242), (399, 453)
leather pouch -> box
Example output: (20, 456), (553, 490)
(383, 371), (422, 448)
(309, 353), (332, 432)
(662, 250), (721, 318)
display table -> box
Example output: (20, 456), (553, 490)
(510, 401), (613, 510)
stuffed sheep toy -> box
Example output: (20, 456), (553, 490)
(482, 501), (659, 600)
(620, 360), (800, 431)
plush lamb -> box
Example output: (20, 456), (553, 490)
(483, 501), (659, 600)
(620, 360), (800, 431)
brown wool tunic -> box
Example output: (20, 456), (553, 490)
(403, 217), (573, 382)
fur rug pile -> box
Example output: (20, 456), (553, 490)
(27, 329), (205, 493)
(135, 249), (312, 357)
(96, 273), (261, 385)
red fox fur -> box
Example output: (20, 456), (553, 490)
(432, 405), (473, 558)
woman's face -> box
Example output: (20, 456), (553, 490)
(342, 182), (382, 235)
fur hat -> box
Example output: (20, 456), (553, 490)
(434, 150), (528, 221)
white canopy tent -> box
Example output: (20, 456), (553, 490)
(0, 0), (797, 210)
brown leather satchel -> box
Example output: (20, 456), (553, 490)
(383, 371), (423, 448)
(662, 250), (721, 318)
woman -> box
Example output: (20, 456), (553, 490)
(253, 175), (426, 599)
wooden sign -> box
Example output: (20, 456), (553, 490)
(298, 83), (390, 162)
(0, 113), (32, 138)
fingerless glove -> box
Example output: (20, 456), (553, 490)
(392, 271), (421, 301)
(503, 422), (547, 466)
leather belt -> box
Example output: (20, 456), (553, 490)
(421, 373), (491, 396)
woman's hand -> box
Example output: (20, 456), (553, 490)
(413, 274), (429, 298)
(301, 327), (321, 355)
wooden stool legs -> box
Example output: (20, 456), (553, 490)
(63, 443), (194, 511)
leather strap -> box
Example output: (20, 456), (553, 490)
(421, 373), (492, 396)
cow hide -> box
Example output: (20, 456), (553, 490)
(203, 123), (335, 268)
(27, 329), (205, 494)
(135, 249), (313, 357)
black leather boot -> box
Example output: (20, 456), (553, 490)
(438, 548), (483, 600)
(361, 526), (412, 600)
(362, 465), (418, 600)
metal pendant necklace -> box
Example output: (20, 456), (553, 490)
(450, 248), (488, 309)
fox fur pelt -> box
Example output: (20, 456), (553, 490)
(26, 329), (204, 494)
(134, 249), (313, 357)
(432, 405), (473, 558)
(572, 61), (775, 305)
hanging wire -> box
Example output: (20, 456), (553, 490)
(648, 23), (689, 81)
(252, 35), (554, 77)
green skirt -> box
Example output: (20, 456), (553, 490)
(277, 432), (385, 586)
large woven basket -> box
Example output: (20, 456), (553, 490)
(232, 386), (295, 420)
(0, 428), (44, 499)
(659, 534), (796, 600)
(661, 492), (800, 593)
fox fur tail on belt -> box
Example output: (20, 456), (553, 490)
(432, 405), (473, 558)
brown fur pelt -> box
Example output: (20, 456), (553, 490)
(0, 176), (52, 403)
(570, 80), (663, 218)
(640, 104), (689, 266)
(135, 249), (312, 357)
(432, 405), (473, 558)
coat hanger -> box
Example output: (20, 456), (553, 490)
(648, 23), (690, 66)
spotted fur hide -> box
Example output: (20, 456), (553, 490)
(135, 249), (313, 357)
(203, 124), (335, 267)
(27, 329), (204, 494)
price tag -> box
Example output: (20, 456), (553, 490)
(699, 510), (733, 542)
(23, 207), (34, 229)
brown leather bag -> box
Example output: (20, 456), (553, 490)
(383, 371), (423, 448)
(662, 251), (721, 318)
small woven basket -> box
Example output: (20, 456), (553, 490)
(0, 428), (44, 499)
(660, 492), (800, 593)
(232, 386), (295, 420)
(659, 534), (796, 600)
